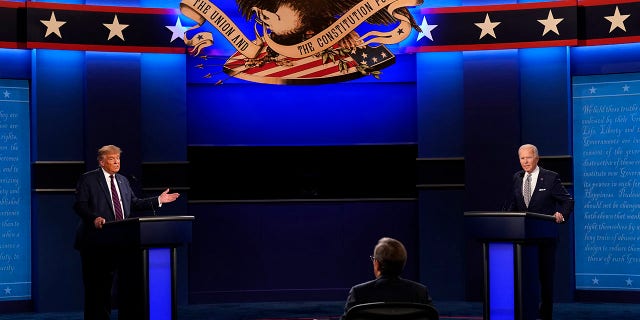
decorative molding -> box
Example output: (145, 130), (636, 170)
(406, 1), (640, 52)
(3, 1), (640, 53)
(0, 1), (185, 53)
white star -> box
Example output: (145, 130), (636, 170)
(592, 276), (600, 285)
(605, 6), (630, 33)
(40, 11), (66, 38)
(475, 14), (501, 39)
(360, 52), (368, 59)
(380, 52), (387, 58)
(623, 84), (630, 92)
(417, 17), (438, 41)
(166, 18), (190, 43)
(626, 278), (633, 286)
(538, 10), (563, 36)
(3, 287), (11, 295)
(3, 90), (10, 98)
(103, 15), (129, 41)
(589, 86), (597, 94)
(372, 57), (379, 63)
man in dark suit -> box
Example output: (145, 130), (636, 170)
(508, 144), (573, 320)
(73, 144), (180, 320)
(341, 237), (433, 319)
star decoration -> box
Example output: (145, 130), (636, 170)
(626, 278), (633, 286)
(3, 287), (11, 295)
(40, 11), (67, 39)
(166, 18), (190, 43)
(475, 14), (501, 39)
(605, 6), (630, 33)
(592, 276), (600, 285)
(3, 90), (10, 98)
(623, 84), (630, 92)
(538, 10), (563, 36)
(417, 17), (438, 41)
(589, 86), (597, 94)
(103, 15), (129, 41)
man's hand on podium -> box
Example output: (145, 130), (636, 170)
(94, 216), (106, 229)
(554, 212), (565, 224)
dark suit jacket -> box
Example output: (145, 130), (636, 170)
(508, 167), (574, 218)
(73, 168), (157, 250)
(342, 275), (432, 318)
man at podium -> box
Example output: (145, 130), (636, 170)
(508, 144), (574, 320)
(73, 145), (180, 320)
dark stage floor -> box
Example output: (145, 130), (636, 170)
(1, 300), (640, 320)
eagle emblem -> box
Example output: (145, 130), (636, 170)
(180, 0), (423, 84)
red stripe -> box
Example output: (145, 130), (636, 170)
(579, 35), (640, 46)
(0, 41), (26, 49)
(27, 42), (185, 53)
(404, 39), (577, 53)
(266, 57), (327, 77)
(301, 59), (359, 78)
(300, 65), (342, 78)
(579, 0), (640, 6)
(0, 1), (25, 9)
(26, 2), (177, 15)
(419, 0), (577, 14)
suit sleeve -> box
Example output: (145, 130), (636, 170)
(341, 286), (357, 320)
(73, 173), (99, 225)
(550, 172), (574, 219)
(507, 172), (521, 212)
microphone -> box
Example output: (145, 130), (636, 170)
(500, 200), (508, 212)
(150, 197), (157, 216)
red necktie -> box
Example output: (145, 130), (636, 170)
(110, 175), (124, 221)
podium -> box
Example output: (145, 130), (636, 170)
(98, 215), (194, 320)
(464, 212), (556, 320)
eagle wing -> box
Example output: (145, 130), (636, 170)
(235, 0), (280, 20)
(235, 0), (421, 31)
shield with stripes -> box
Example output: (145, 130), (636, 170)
(222, 43), (395, 85)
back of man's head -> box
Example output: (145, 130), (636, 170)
(373, 237), (407, 277)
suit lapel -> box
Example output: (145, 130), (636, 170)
(529, 168), (546, 205)
(96, 169), (112, 207)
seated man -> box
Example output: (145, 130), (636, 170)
(341, 237), (433, 318)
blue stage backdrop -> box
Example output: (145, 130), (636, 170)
(0, 79), (31, 301)
(573, 72), (640, 291)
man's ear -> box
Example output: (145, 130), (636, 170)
(373, 260), (381, 277)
